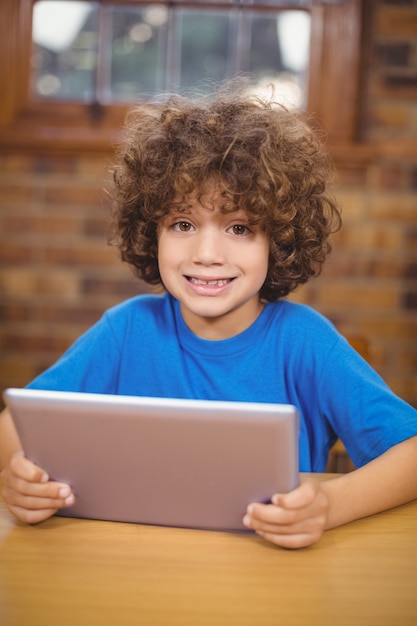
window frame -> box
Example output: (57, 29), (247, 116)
(0, 0), (369, 164)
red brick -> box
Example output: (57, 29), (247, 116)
(0, 155), (37, 173)
(43, 184), (104, 208)
(33, 156), (78, 175)
(397, 345), (417, 370)
(370, 103), (409, 130)
(0, 358), (39, 394)
(0, 242), (39, 264)
(322, 255), (408, 279)
(317, 283), (400, 311)
(43, 242), (119, 267)
(0, 302), (34, 322)
(358, 316), (417, 340)
(77, 158), (108, 177)
(2, 213), (81, 236)
(39, 304), (106, 325)
(368, 164), (409, 190)
(377, 7), (417, 37)
(83, 216), (110, 238)
(382, 377), (417, 409)
(0, 268), (80, 297)
(0, 331), (74, 354)
(368, 193), (417, 222)
(80, 276), (149, 298)
(0, 182), (36, 204)
(332, 224), (403, 250)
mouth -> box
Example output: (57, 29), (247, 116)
(186, 276), (235, 287)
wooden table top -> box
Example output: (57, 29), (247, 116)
(1, 477), (416, 626)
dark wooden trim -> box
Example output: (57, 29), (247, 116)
(308, 0), (363, 142)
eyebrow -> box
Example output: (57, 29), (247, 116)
(166, 203), (194, 214)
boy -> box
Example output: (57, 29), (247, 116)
(1, 86), (417, 549)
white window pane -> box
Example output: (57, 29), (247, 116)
(109, 5), (168, 101)
(32, 1), (99, 100)
(249, 11), (311, 108)
(174, 10), (233, 92)
(245, 0), (310, 6)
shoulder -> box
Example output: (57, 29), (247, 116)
(101, 292), (174, 337)
(104, 292), (172, 321)
(263, 299), (348, 368)
(267, 299), (339, 337)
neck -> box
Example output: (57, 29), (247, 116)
(180, 301), (265, 341)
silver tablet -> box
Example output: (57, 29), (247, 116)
(4, 388), (299, 531)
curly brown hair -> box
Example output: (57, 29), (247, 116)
(110, 85), (341, 300)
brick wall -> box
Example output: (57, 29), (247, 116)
(0, 156), (152, 398)
(292, 0), (417, 408)
(0, 0), (416, 409)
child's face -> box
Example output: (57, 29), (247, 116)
(157, 193), (270, 340)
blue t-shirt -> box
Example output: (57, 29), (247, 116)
(28, 293), (417, 471)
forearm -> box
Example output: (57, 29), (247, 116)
(321, 435), (417, 530)
(0, 408), (22, 471)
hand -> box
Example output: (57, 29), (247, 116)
(1, 451), (75, 524)
(243, 476), (330, 549)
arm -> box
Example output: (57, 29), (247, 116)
(243, 435), (417, 549)
(0, 408), (75, 523)
(323, 434), (417, 527)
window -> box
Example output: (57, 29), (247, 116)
(32, 1), (311, 108)
(0, 0), (366, 160)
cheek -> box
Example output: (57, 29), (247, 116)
(157, 232), (169, 262)
(157, 234), (180, 276)
(156, 235), (167, 276)
(256, 242), (270, 280)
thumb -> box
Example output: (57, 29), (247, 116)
(10, 450), (49, 483)
(272, 478), (318, 509)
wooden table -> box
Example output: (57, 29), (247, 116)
(1, 478), (416, 626)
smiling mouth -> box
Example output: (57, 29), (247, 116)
(186, 277), (234, 287)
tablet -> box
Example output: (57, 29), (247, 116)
(4, 388), (299, 531)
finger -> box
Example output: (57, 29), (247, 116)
(7, 491), (75, 511)
(7, 503), (60, 525)
(243, 507), (319, 535)
(9, 451), (49, 484)
(3, 479), (75, 507)
(3, 485), (75, 525)
(258, 529), (321, 550)
(245, 502), (299, 526)
(2, 464), (73, 498)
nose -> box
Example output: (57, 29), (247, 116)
(192, 228), (225, 266)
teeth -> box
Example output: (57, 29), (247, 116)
(189, 278), (230, 286)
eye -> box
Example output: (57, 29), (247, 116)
(172, 221), (194, 232)
(228, 224), (251, 236)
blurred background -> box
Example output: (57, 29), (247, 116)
(0, 0), (416, 409)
